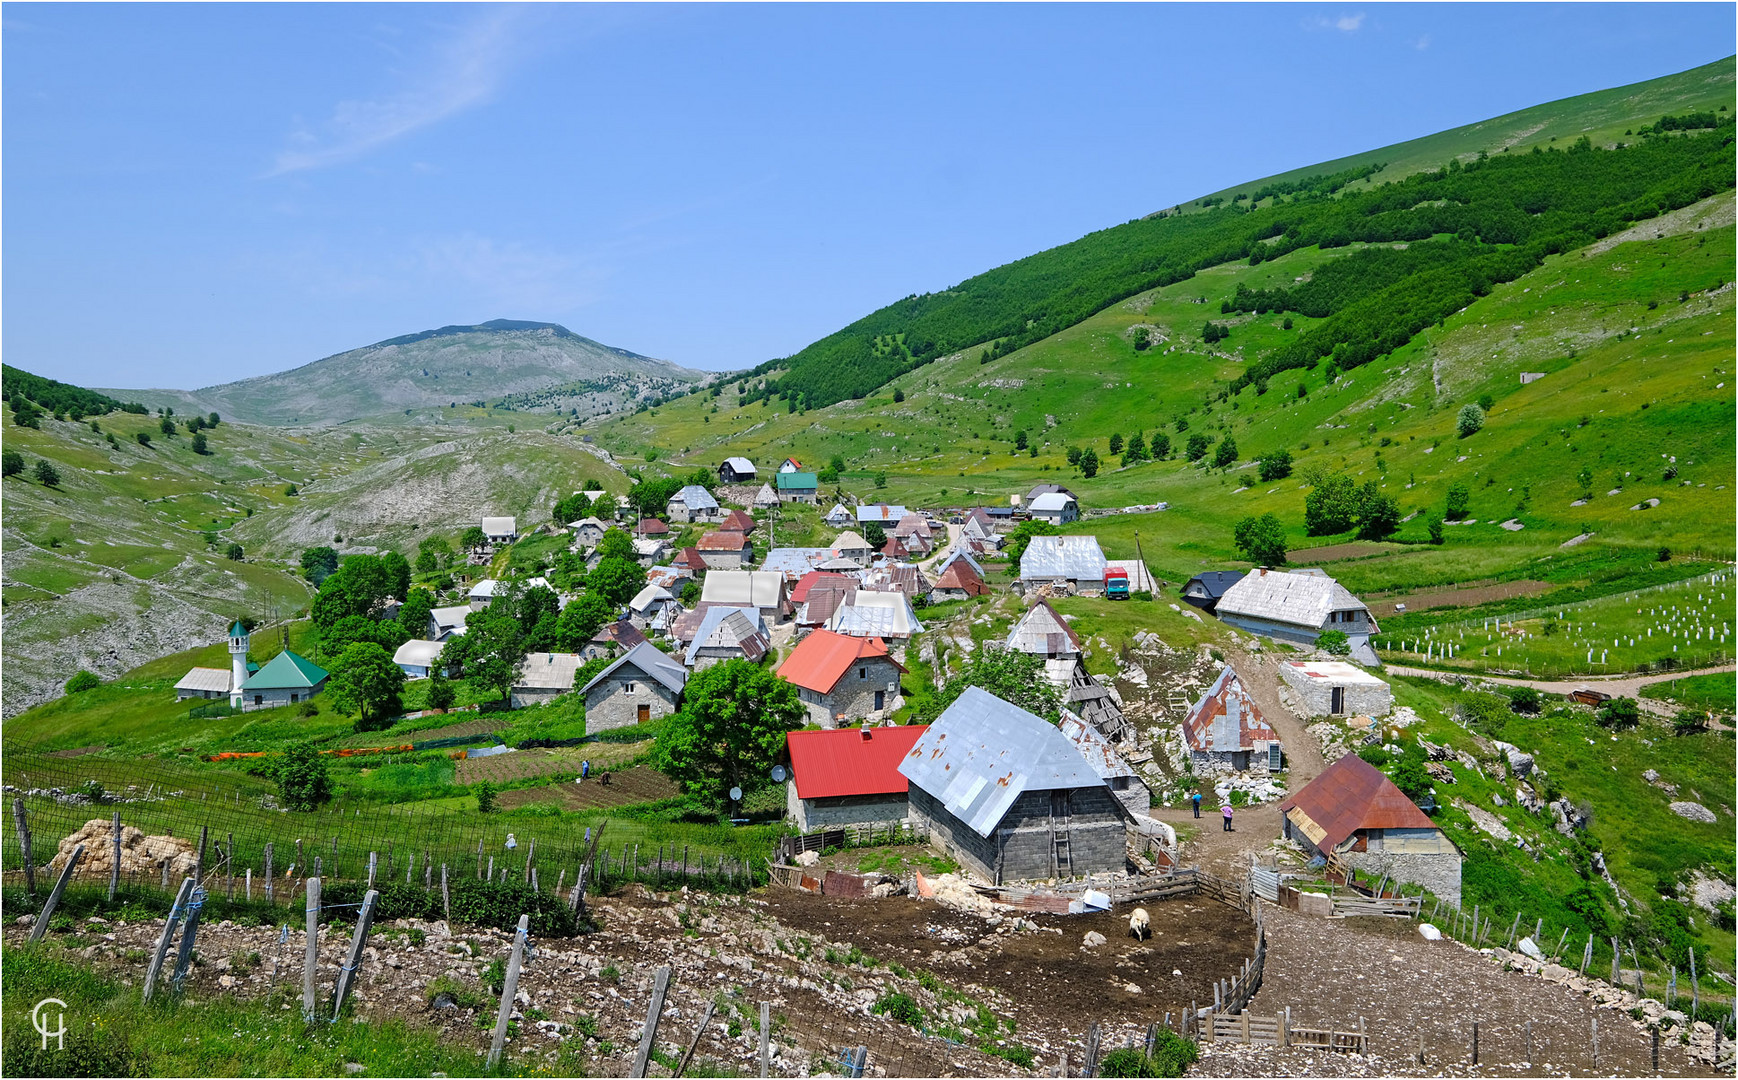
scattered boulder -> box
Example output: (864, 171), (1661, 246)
(1514, 784), (1544, 813)
(47, 818), (196, 880)
(1418, 923), (1443, 941)
(1670, 801), (1717, 824)
(1517, 937), (1545, 962)
(1082, 931), (1107, 948)
(793, 850), (820, 868)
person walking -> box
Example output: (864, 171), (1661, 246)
(1221, 803), (1234, 832)
(1191, 792), (1202, 818)
(580, 759), (590, 782)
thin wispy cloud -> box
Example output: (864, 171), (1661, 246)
(1311, 12), (1366, 32)
(269, 8), (522, 176)
(1414, 34), (1432, 50)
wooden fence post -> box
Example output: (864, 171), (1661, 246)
(303, 876), (322, 1020)
(1689, 947), (1698, 1018)
(226, 832), (236, 899)
(265, 844), (275, 905)
(13, 799), (35, 897)
(1525, 1020), (1533, 1064)
(170, 884), (207, 989)
(487, 915), (532, 1069)
(1591, 1016), (1599, 1069)
(109, 811), (123, 901)
(331, 889), (379, 1019)
(195, 825), (209, 884)
(29, 844), (85, 943)
(143, 877), (195, 1001)
(631, 965), (673, 1078)
(673, 1000), (716, 1078)
(1582, 935), (1594, 976)
(525, 838), (535, 882)
(1505, 912), (1521, 949)
(1470, 1021), (1478, 1066)
(758, 1001), (772, 1078)
(476, 839), (484, 880)
(368, 851), (378, 889)
(1611, 937), (1622, 984)
(1084, 1023), (1102, 1076)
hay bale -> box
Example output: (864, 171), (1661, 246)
(46, 818), (198, 879)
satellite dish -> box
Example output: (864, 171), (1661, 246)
(729, 786), (743, 802)
(771, 765), (787, 782)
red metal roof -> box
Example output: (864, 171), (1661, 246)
(697, 530), (749, 551)
(673, 547), (706, 570)
(720, 509), (756, 532)
(932, 560), (988, 595)
(787, 724), (929, 799)
(791, 571), (854, 604)
(777, 629), (905, 694)
(1278, 752), (1438, 849)
(637, 518), (670, 535)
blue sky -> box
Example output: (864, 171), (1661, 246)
(5, 4), (1733, 389)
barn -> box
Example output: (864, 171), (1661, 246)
(1280, 752), (1462, 902)
(899, 688), (1126, 884)
(1180, 665), (1282, 774)
(785, 724), (928, 831)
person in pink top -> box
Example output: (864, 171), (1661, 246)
(1221, 803), (1234, 832)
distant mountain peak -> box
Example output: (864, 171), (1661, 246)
(371, 319), (652, 360)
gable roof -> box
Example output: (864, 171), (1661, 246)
(241, 649), (328, 691)
(672, 546), (707, 571)
(430, 605), (471, 632)
(1216, 568), (1368, 629)
(392, 639), (444, 668)
(719, 509), (756, 532)
(1029, 492), (1077, 512)
(1184, 570), (1246, 599)
(581, 640), (689, 697)
(791, 570), (855, 604)
(1181, 665), (1279, 753)
(697, 530), (750, 552)
(700, 570), (785, 608)
(855, 504), (908, 524)
(863, 563), (929, 598)
(636, 518), (671, 535)
(1026, 483), (1076, 504)
(721, 456), (756, 474)
(762, 547), (832, 577)
(788, 724), (929, 800)
(777, 629), (906, 695)
(1280, 752), (1441, 850)
(780, 457), (803, 470)
(798, 579), (857, 626)
(754, 484), (781, 507)
(1005, 599), (1082, 655)
(893, 513), (933, 537)
(629, 584), (675, 612)
(898, 687), (1106, 837)
(936, 547), (985, 578)
(1020, 535), (1107, 581)
(569, 516), (610, 533)
(685, 606), (771, 665)
(932, 558), (989, 596)
(481, 516), (517, 535)
(826, 590), (924, 638)
(776, 471), (818, 490)
(670, 484), (719, 510)
(1058, 710), (1138, 781)
(176, 667), (232, 693)
(515, 651), (585, 691)
(592, 619), (651, 650)
(824, 503), (853, 523)
(831, 530), (871, 553)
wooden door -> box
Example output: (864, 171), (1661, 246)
(638, 703), (651, 723)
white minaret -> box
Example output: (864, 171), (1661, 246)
(228, 620), (250, 707)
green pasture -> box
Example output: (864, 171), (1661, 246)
(1641, 672), (1737, 714)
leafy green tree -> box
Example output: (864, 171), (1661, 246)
(1427, 519), (1445, 545)
(1456, 403), (1485, 437)
(1003, 520), (1059, 563)
(1079, 448), (1099, 478)
(191, 432), (209, 455)
(829, 454), (846, 474)
(1257, 450), (1293, 481)
(1213, 437), (1239, 468)
(554, 593), (616, 651)
(397, 588), (437, 639)
(459, 525), (488, 552)
(136, 431), (151, 446)
(275, 742), (333, 812)
(919, 648), (1062, 723)
(311, 554), (394, 631)
(651, 660), (805, 811)
(1304, 473), (1357, 534)
(1444, 481), (1471, 520)
(301, 546), (341, 585)
(1014, 429), (1029, 450)
(1232, 514), (1289, 566)
(1108, 433), (1123, 455)
(862, 523), (887, 548)
(381, 551), (412, 600)
(893, 388), (905, 403)
(1184, 433), (1211, 462)
(587, 556), (646, 607)
(1, 450), (22, 477)
(1149, 433), (1171, 460)
(553, 491), (592, 527)
(321, 614), (408, 657)
(473, 780), (498, 814)
(1316, 629), (1351, 656)
(451, 609), (526, 705)
(64, 670), (100, 694)
(33, 460), (61, 487)
(417, 536), (452, 574)
(595, 528), (635, 561)
(329, 642), (406, 732)
(628, 476), (685, 519)
(426, 669), (457, 711)
(1596, 697), (1641, 729)
(1065, 446), (1083, 467)
(517, 585), (562, 649)
(159, 416), (176, 436)
(1477, 393), (1495, 411)
(207, 412), (220, 428)
(1125, 431), (1146, 461)
(1353, 482), (1401, 540)
(225, 542), (244, 561)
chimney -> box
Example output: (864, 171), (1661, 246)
(860, 720), (873, 740)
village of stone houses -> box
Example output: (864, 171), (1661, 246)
(6, 453), (1734, 1080)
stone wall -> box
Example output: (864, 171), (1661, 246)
(585, 676), (679, 732)
(798, 658), (903, 727)
(787, 784), (911, 831)
(1281, 668), (1393, 717)
(910, 784), (1125, 884)
(240, 684), (323, 712)
(1344, 849), (1462, 903)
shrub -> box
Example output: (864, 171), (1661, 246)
(1316, 630), (1350, 656)
(33, 460), (61, 486)
(1657, 546), (1672, 562)
(474, 780), (498, 814)
(64, 670), (100, 694)
(1505, 686), (1542, 714)
(1098, 1032), (1198, 1078)
(1357, 745), (1391, 768)
(1258, 450), (1293, 482)
(275, 742), (333, 811)
(136, 431), (151, 446)
(1596, 697), (1641, 729)
(1445, 481), (1471, 520)
(1456, 403), (1485, 438)
(0, 450), (22, 477)
(871, 992), (924, 1027)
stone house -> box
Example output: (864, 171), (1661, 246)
(668, 485), (723, 524)
(1280, 752), (1462, 902)
(719, 509), (756, 533)
(429, 605), (470, 641)
(754, 484), (781, 510)
(392, 639), (445, 679)
(1280, 661), (1393, 718)
(582, 619), (650, 661)
(1004, 599), (1082, 662)
(511, 652), (584, 708)
(830, 530), (873, 564)
(1027, 492), (1080, 525)
(569, 517), (609, 549)
(684, 606), (771, 669)
(929, 557), (989, 602)
(776, 471), (818, 504)
(696, 530), (752, 569)
(776, 629), (906, 727)
(481, 516), (518, 548)
(785, 724), (928, 832)
(1180, 665), (1282, 773)
(627, 584), (679, 630)
(824, 504), (854, 527)
(580, 641), (688, 732)
(1215, 568), (1378, 663)
(899, 687), (1127, 884)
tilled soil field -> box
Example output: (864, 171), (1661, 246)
(497, 767), (680, 811)
(1365, 579), (1552, 618)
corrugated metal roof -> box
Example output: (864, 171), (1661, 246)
(898, 687), (1107, 837)
(754, 484), (781, 507)
(685, 606), (771, 665)
(430, 605), (470, 632)
(671, 485), (720, 510)
(1020, 535), (1107, 581)
(1282, 660), (1388, 686)
(1058, 710), (1137, 781)
(722, 456), (756, 474)
(515, 651), (585, 691)
(1279, 752), (1440, 850)
(761, 548), (832, 577)
(720, 510), (756, 532)
(241, 650), (328, 691)
(591, 619), (650, 650)
(697, 530), (750, 552)
(799, 580), (857, 626)
(1005, 599), (1082, 656)
(482, 516), (517, 535)
(931, 559), (988, 595)
(777, 630), (902, 694)
(1029, 492), (1076, 512)
(580, 640), (689, 696)
(176, 667), (232, 693)
(776, 471), (818, 489)
(855, 504), (909, 524)
(936, 548), (986, 577)
(1216, 568), (1368, 629)
(825, 504), (853, 524)
(392, 640), (443, 668)
(788, 724), (928, 800)
(826, 590), (923, 638)
(1183, 570), (1246, 600)
(1180, 665), (1278, 753)
(700, 570), (785, 608)
(790, 571), (854, 604)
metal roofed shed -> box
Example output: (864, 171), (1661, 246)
(1058, 710), (1150, 818)
(175, 667), (232, 700)
(1004, 599), (1082, 660)
(826, 589), (924, 639)
(1182, 570), (1246, 613)
(1180, 665), (1281, 774)
(786, 724), (928, 831)
(1280, 752), (1462, 901)
(684, 606), (771, 668)
(1018, 535), (1108, 595)
(898, 687), (1126, 883)
(392, 639), (445, 679)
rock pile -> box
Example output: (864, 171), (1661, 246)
(47, 818), (197, 879)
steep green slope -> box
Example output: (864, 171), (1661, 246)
(701, 58), (1732, 411)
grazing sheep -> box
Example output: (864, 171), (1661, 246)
(1128, 907), (1151, 941)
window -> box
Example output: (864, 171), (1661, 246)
(291, 694), (299, 703)
(858, 667), (867, 680)
(626, 681), (638, 694)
